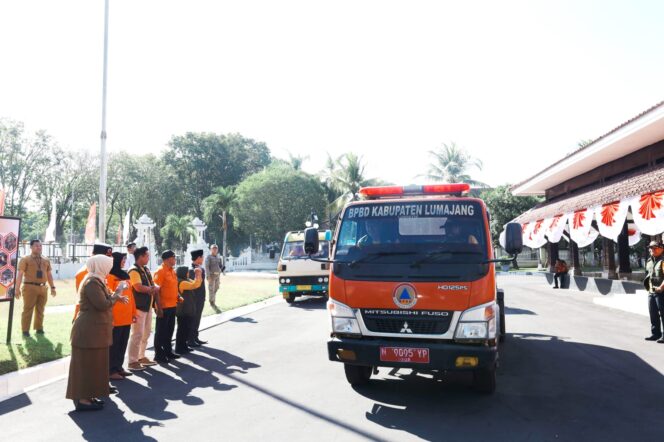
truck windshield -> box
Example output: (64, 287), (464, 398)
(281, 241), (330, 260)
(334, 201), (489, 281)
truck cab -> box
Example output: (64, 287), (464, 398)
(278, 230), (332, 304)
(305, 184), (522, 394)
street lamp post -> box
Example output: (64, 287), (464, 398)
(99, 0), (110, 242)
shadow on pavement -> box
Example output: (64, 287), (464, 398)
(504, 306), (536, 315)
(230, 316), (258, 324)
(64, 349), (260, 441)
(0, 392), (32, 416)
(354, 333), (664, 441)
(289, 296), (327, 311)
(68, 399), (162, 442)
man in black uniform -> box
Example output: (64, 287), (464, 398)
(188, 249), (208, 347)
(644, 240), (664, 343)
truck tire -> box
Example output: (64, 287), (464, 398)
(285, 294), (296, 304)
(473, 367), (496, 394)
(344, 364), (372, 385)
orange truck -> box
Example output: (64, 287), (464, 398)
(304, 183), (522, 394)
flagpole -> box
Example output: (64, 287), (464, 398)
(99, 0), (110, 243)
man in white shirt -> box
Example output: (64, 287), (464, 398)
(124, 242), (136, 271)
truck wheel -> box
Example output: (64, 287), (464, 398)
(473, 367), (496, 394)
(285, 294), (296, 304)
(344, 364), (372, 385)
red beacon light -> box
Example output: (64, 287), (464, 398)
(359, 183), (470, 199)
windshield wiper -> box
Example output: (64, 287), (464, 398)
(348, 251), (417, 268)
(410, 250), (485, 268)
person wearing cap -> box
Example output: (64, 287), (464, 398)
(175, 266), (203, 354)
(73, 243), (113, 322)
(644, 240), (664, 343)
(188, 249), (208, 347)
(153, 250), (182, 363)
(15, 239), (56, 337)
(127, 247), (160, 370)
(205, 244), (224, 308)
(123, 242), (137, 271)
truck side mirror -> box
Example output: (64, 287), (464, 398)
(304, 227), (320, 255)
(504, 223), (523, 256)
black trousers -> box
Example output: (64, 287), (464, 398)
(553, 272), (567, 288)
(176, 315), (193, 352)
(154, 307), (176, 358)
(109, 325), (131, 374)
(189, 293), (205, 343)
(648, 293), (664, 337)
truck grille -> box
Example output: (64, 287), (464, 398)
(360, 309), (453, 335)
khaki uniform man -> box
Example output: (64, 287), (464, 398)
(16, 239), (56, 336)
(204, 244), (224, 307)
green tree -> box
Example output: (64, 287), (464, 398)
(160, 214), (195, 252)
(0, 119), (54, 216)
(481, 185), (542, 246)
(162, 132), (271, 217)
(232, 164), (327, 243)
(35, 149), (97, 242)
(287, 152), (309, 171)
(425, 142), (487, 187)
(203, 186), (236, 259)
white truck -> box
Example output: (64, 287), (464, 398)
(278, 230), (332, 304)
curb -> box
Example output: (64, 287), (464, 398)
(0, 295), (282, 404)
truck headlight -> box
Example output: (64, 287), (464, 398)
(332, 317), (361, 334)
(327, 298), (355, 317)
(455, 322), (488, 340)
(328, 299), (361, 336)
(455, 302), (497, 341)
(280, 278), (286, 284)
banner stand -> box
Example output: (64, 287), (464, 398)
(0, 216), (22, 345)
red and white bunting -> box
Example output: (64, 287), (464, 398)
(569, 207), (594, 245)
(529, 219), (548, 248)
(594, 200), (630, 242)
(544, 213), (569, 243)
(629, 191), (664, 236)
(627, 223), (641, 247)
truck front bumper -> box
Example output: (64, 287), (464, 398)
(280, 284), (328, 294)
(328, 337), (497, 370)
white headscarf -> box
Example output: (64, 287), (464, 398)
(85, 254), (114, 282)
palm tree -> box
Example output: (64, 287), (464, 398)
(320, 153), (375, 226)
(287, 151), (309, 171)
(160, 214), (194, 252)
(203, 186), (236, 261)
(426, 142), (487, 187)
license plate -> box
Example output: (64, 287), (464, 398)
(380, 347), (430, 364)
(295, 285), (312, 290)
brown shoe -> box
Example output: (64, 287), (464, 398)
(139, 357), (157, 366)
(128, 362), (145, 371)
(109, 372), (125, 380)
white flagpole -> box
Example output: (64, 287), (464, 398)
(99, 0), (110, 242)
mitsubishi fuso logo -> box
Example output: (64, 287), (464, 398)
(400, 321), (413, 333)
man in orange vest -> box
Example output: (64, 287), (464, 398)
(153, 250), (181, 363)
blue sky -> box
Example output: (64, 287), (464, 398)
(1, 0), (663, 187)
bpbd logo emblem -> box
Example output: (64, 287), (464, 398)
(393, 284), (418, 309)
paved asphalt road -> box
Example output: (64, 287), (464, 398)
(1, 276), (664, 441)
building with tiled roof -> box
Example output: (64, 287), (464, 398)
(511, 101), (664, 279)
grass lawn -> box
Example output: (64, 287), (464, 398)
(0, 273), (278, 375)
